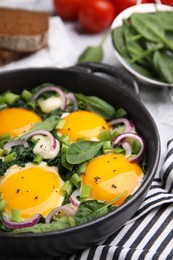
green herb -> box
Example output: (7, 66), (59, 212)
(75, 192), (125, 225)
(21, 89), (32, 101)
(4, 92), (20, 105)
(10, 208), (22, 222)
(112, 10), (173, 83)
(31, 115), (59, 132)
(13, 220), (71, 234)
(75, 93), (116, 120)
(78, 31), (109, 63)
(153, 50), (173, 83)
(66, 141), (103, 164)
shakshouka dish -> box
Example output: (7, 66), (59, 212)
(0, 84), (146, 233)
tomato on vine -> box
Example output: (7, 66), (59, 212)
(53, 0), (83, 20)
(79, 0), (117, 33)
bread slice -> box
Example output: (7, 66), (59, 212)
(0, 49), (29, 66)
(0, 8), (50, 52)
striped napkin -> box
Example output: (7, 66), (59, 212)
(60, 139), (173, 260)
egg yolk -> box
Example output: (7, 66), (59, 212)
(0, 108), (41, 137)
(82, 153), (143, 206)
(0, 166), (64, 220)
(59, 111), (110, 142)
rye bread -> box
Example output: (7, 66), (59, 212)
(0, 8), (50, 52)
(0, 49), (29, 66)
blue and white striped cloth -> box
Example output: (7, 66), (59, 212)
(61, 139), (173, 260)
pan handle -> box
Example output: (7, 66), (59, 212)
(68, 62), (139, 97)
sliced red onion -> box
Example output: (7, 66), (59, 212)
(45, 206), (76, 224)
(24, 130), (56, 149)
(3, 140), (29, 150)
(70, 190), (80, 207)
(122, 142), (132, 158)
(2, 214), (40, 229)
(32, 86), (67, 110)
(112, 132), (145, 163)
(66, 92), (78, 111)
(108, 118), (135, 133)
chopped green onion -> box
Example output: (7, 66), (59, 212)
(4, 152), (17, 163)
(0, 96), (5, 104)
(80, 185), (91, 199)
(98, 130), (112, 141)
(103, 140), (112, 154)
(27, 101), (36, 109)
(62, 180), (73, 195)
(0, 199), (7, 211)
(70, 173), (81, 187)
(77, 162), (86, 174)
(68, 216), (76, 227)
(33, 154), (43, 164)
(60, 134), (70, 145)
(113, 147), (124, 153)
(21, 89), (32, 101)
(0, 103), (8, 110)
(58, 216), (70, 223)
(4, 92), (19, 105)
(10, 208), (22, 222)
(61, 143), (69, 153)
(61, 155), (73, 171)
(132, 140), (141, 154)
(0, 148), (4, 156)
(116, 108), (127, 118)
(55, 119), (65, 130)
(1, 133), (11, 140)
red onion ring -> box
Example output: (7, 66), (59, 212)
(2, 214), (40, 229)
(32, 86), (67, 110)
(108, 118), (135, 133)
(70, 190), (80, 207)
(45, 206), (76, 224)
(66, 92), (78, 111)
(3, 140), (29, 150)
(112, 132), (145, 163)
(24, 130), (56, 149)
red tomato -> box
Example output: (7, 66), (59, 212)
(113, 0), (153, 14)
(53, 0), (83, 20)
(160, 0), (173, 5)
(79, 0), (117, 33)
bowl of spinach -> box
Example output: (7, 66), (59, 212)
(111, 3), (173, 87)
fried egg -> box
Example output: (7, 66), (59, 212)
(59, 110), (110, 142)
(0, 162), (64, 220)
(82, 153), (143, 206)
(0, 108), (41, 137)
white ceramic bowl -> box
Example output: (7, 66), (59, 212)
(111, 4), (173, 88)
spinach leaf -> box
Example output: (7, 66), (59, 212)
(0, 140), (35, 175)
(0, 212), (12, 232)
(13, 220), (71, 234)
(153, 50), (173, 83)
(31, 115), (59, 132)
(75, 193), (125, 225)
(75, 93), (116, 120)
(155, 11), (173, 32)
(78, 31), (108, 63)
(131, 13), (173, 52)
(112, 25), (130, 59)
(124, 25), (148, 65)
(66, 141), (103, 164)
(79, 45), (103, 63)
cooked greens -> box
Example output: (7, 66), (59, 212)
(112, 10), (173, 83)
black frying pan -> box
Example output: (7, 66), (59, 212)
(0, 63), (160, 258)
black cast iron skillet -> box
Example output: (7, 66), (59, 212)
(0, 63), (160, 258)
